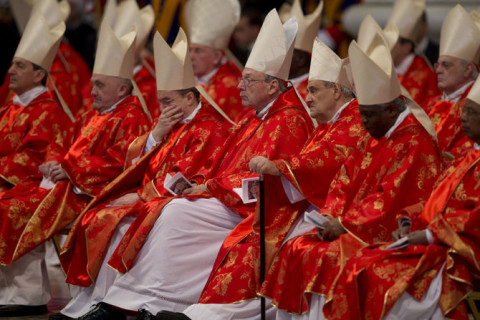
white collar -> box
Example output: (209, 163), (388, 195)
(441, 80), (474, 103)
(328, 99), (354, 124)
(13, 86), (48, 106)
(133, 64), (143, 76)
(395, 53), (415, 76)
(100, 95), (129, 115)
(289, 73), (309, 88)
(256, 99), (275, 120)
(181, 102), (201, 124)
(475, 143), (480, 150)
(385, 107), (411, 138)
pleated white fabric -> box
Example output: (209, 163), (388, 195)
(102, 197), (243, 314)
(0, 244), (50, 305)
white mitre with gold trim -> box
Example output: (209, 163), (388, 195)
(245, 9), (298, 81)
(93, 21), (136, 80)
(9, 0), (69, 34)
(14, 10), (64, 72)
(440, 4), (480, 63)
(309, 38), (353, 91)
(184, 0), (240, 50)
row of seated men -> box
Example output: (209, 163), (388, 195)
(0, 0), (479, 320)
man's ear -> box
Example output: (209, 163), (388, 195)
(185, 91), (196, 105)
(333, 83), (342, 99)
(267, 79), (280, 95)
(464, 62), (475, 79)
(212, 50), (224, 66)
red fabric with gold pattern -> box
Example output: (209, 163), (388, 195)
(102, 88), (314, 277)
(48, 43), (91, 116)
(429, 98), (474, 160)
(324, 149), (480, 320)
(197, 100), (366, 305)
(0, 90), (70, 192)
(256, 114), (441, 314)
(0, 95), (150, 265)
(59, 104), (232, 286)
(203, 61), (252, 123)
(399, 55), (439, 105)
(134, 65), (159, 121)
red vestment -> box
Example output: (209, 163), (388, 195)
(203, 61), (252, 123)
(133, 65), (160, 121)
(257, 114), (442, 314)
(0, 90), (71, 192)
(59, 103), (233, 286)
(48, 42), (92, 116)
(0, 95), (150, 265)
(104, 88), (314, 277)
(428, 85), (474, 160)
(399, 55), (439, 105)
(324, 149), (480, 320)
(294, 77), (309, 100)
(197, 100), (367, 305)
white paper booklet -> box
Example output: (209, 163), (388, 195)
(233, 177), (260, 204)
(281, 175), (306, 204)
(304, 208), (329, 229)
(384, 237), (410, 250)
(164, 172), (193, 196)
(39, 177), (56, 190)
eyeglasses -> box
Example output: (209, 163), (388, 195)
(238, 77), (265, 87)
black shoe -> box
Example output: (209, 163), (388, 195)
(78, 303), (126, 320)
(136, 309), (156, 320)
(155, 310), (191, 320)
(0, 304), (47, 317)
(48, 312), (74, 319)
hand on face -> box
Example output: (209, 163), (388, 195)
(152, 104), (184, 142)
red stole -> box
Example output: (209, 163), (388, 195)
(419, 149), (480, 224)
(63, 113), (110, 161)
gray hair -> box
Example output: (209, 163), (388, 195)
(460, 59), (479, 80)
(264, 74), (288, 93)
(322, 81), (356, 99)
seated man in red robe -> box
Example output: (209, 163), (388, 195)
(186, 0), (249, 123)
(249, 29), (440, 320)
(54, 28), (235, 320)
(67, 11), (314, 320)
(425, 5), (480, 160)
(386, 0), (439, 105)
(324, 67), (480, 320)
(0, 21), (151, 318)
(0, 11), (71, 196)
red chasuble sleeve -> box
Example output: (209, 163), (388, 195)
(400, 55), (439, 105)
(0, 91), (71, 186)
(322, 116), (441, 243)
(61, 96), (151, 195)
(136, 105), (232, 200)
(205, 89), (314, 218)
